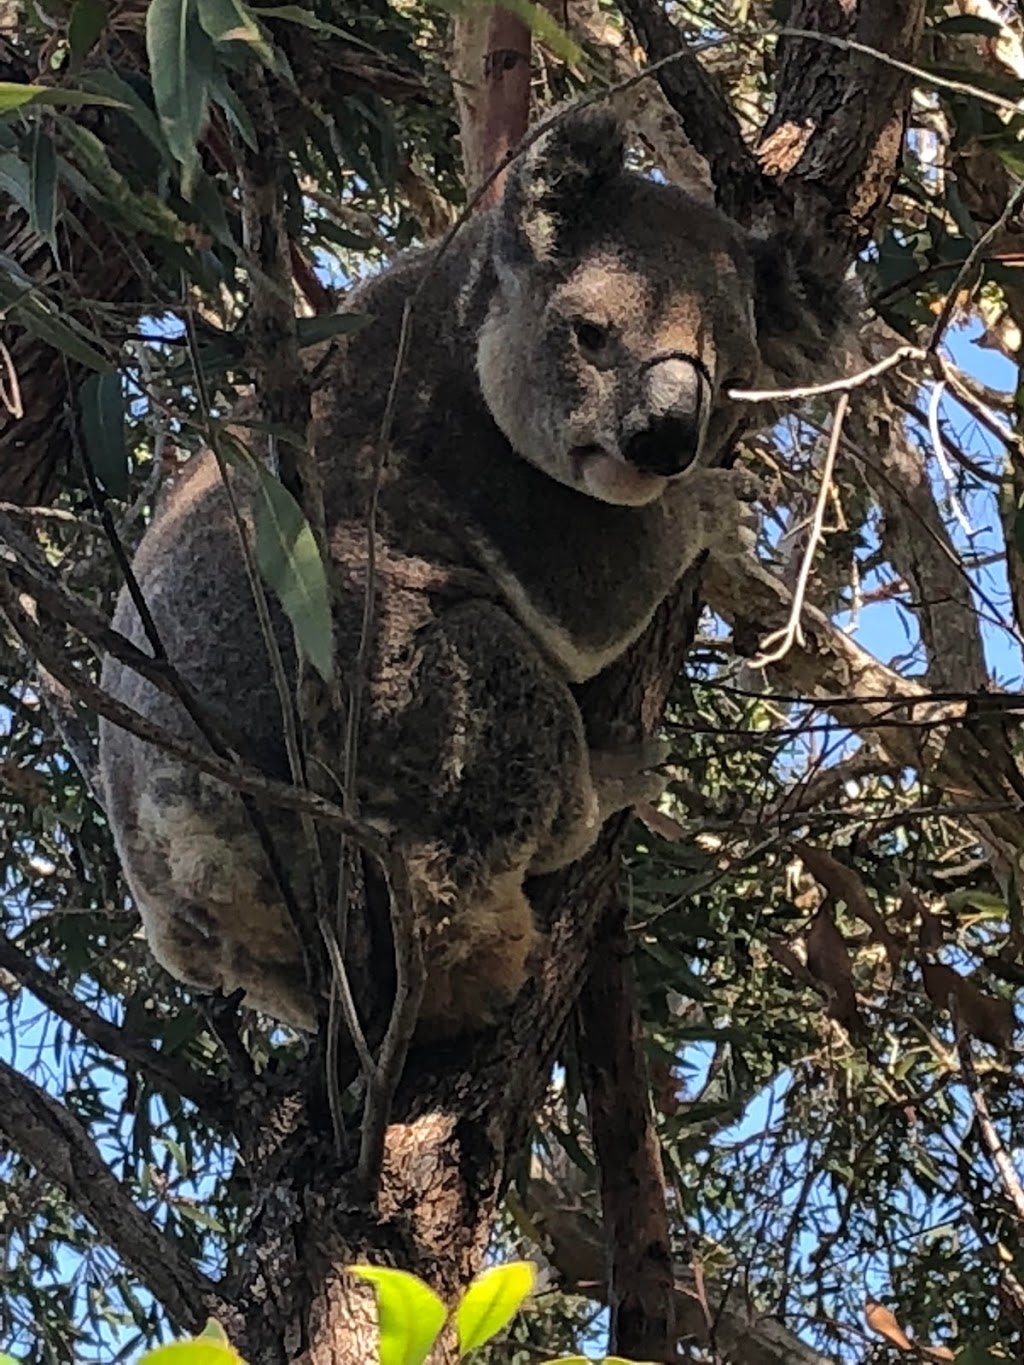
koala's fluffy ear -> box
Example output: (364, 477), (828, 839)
(749, 231), (855, 385)
(495, 106), (627, 267)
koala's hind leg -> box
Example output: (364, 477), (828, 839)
(373, 601), (603, 1035)
(103, 757), (314, 1031)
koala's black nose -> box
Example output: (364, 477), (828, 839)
(623, 412), (704, 477)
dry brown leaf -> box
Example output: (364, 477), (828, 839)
(922, 961), (1017, 1050)
(806, 901), (862, 1033)
(794, 842), (900, 965)
(865, 1299), (914, 1350)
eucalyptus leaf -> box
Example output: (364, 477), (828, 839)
(68, 0), (110, 59)
(196, 0), (274, 66)
(456, 1261), (536, 1354)
(0, 81), (125, 113)
(249, 465), (334, 682)
(295, 313), (368, 347)
(28, 123), (58, 257)
(146, 0), (213, 193)
(80, 370), (128, 497)
(348, 1266), (446, 1365)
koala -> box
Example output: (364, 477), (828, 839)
(97, 107), (844, 1036)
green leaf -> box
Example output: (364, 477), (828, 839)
(68, 0), (110, 59)
(0, 151), (31, 213)
(456, 1261), (536, 1354)
(139, 1342), (245, 1364)
(295, 313), (368, 347)
(173, 1201), (226, 1232)
(0, 275), (110, 370)
(29, 123), (58, 256)
(146, 0), (213, 193)
(199, 1319), (232, 1343)
(196, 0), (273, 65)
(0, 80), (125, 113)
(248, 465), (334, 682)
(80, 370), (129, 497)
(348, 1265), (446, 1365)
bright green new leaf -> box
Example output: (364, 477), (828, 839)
(199, 1319), (232, 1343)
(250, 465), (335, 683)
(146, 0), (213, 193)
(196, 0), (273, 66)
(80, 370), (128, 497)
(1, 1355), (18, 1365)
(456, 1261), (536, 1354)
(139, 1341), (246, 1364)
(0, 80), (124, 113)
(68, 0), (110, 58)
(348, 1265), (447, 1365)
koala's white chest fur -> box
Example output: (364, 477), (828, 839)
(474, 542), (657, 684)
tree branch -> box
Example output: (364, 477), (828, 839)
(704, 553), (1024, 871)
(0, 933), (233, 1120)
(525, 1174), (832, 1364)
(0, 1058), (222, 1333)
(615, 0), (765, 221)
(578, 915), (676, 1362)
(761, 0), (926, 263)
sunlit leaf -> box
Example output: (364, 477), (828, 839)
(0, 80), (125, 112)
(140, 1341), (245, 1364)
(80, 370), (128, 497)
(348, 1266), (446, 1365)
(456, 1261), (536, 1354)
(248, 464), (334, 682)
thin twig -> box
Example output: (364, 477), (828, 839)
(747, 393), (849, 668)
(951, 998), (1024, 1225)
(728, 346), (922, 404)
(0, 576), (388, 855)
(925, 378), (974, 539)
(356, 854), (425, 1198)
(928, 179), (1024, 351)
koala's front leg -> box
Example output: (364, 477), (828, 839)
(373, 600), (600, 1035)
(683, 464), (762, 566)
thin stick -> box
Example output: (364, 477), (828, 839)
(747, 392), (849, 669)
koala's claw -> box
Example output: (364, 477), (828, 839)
(589, 738), (672, 819)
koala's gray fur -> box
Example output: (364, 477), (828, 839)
(98, 108), (845, 1035)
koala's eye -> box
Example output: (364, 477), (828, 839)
(572, 319), (611, 358)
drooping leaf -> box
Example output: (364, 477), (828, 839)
(248, 465), (334, 682)
(68, 0), (110, 59)
(146, 0), (213, 193)
(80, 370), (128, 497)
(456, 1261), (536, 1354)
(0, 275), (110, 370)
(348, 1265), (447, 1365)
(28, 123), (58, 257)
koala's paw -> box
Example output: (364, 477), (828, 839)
(589, 738), (672, 820)
(691, 465), (764, 561)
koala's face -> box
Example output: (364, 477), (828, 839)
(474, 109), (814, 507)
